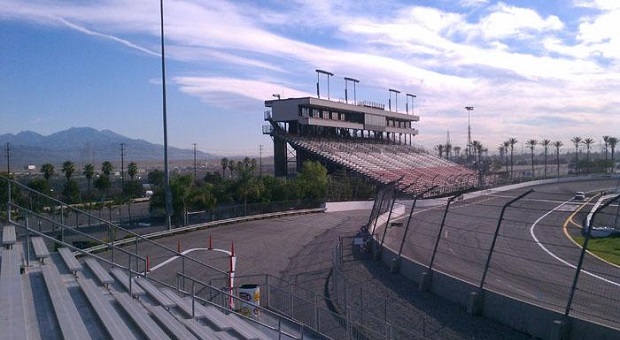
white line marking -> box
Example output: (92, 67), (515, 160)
(529, 201), (620, 288)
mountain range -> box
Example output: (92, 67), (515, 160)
(0, 127), (215, 169)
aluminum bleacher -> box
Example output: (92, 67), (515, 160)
(288, 137), (476, 196)
(0, 234), (297, 340)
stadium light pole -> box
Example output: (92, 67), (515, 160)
(315, 69), (334, 99)
(465, 106), (474, 169)
(344, 77), (359, 104)
(160, 0), (172, 229)
(389, 89), (400, 112)
(406, 93), (416, 114)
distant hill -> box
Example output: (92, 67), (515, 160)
(0, 127), (216, 169)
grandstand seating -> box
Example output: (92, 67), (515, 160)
(0, 237), (276, 339)
(286, 136), (477, 196)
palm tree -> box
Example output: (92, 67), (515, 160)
(581, 138), (595, 174)
(40, 163), (55, 183)
(453, 146), (461, 163)
(435, 144), (444, 158)
(61, 160), (75, 182)
(508, 137), (518, 179)
(603, 135), (610, 164)
(228, 159), (235, 178)
(571, 136), (582, 173)
(101, 161), (113, 177)
(83, 163), (95, 198)
(539, 139), (551, 178)
(221, 158), (228, 177)
(553, 141), (563, 177)
(526, 139), (537, 178)
(503, 140), (510, 172)
(127, 162), (138, 181)
(472, 140), (483, 169)
(609, 137), (618, 172)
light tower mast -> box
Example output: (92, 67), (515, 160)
(465, 106), (474, 168)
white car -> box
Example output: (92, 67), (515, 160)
(574, 192), (586, 200)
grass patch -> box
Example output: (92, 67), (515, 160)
(572, 236), (620, 265)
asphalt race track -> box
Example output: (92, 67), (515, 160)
(380, 178), (620, 329)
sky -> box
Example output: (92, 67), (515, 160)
(1, 0), (620, 157)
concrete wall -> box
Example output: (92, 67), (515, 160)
(325, 201), (374, 212)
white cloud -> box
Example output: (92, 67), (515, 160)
(475, 3), (564, 41)
(3, 0), (620, 150)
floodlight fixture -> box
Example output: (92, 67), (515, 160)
(316, 69), (334, 99)
(344, 77), (360, 104)
(389, 88), (401, 112)
(406, 93), (416, 114)
(272, 94), (281, 100)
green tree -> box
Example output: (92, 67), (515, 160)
(83, 164), (95, 199)
(603, 135), (610, 164)
(553, 141), (563, 177)
(297, 161), (328, 200)
(221, 158), (229, 177)
(471, 140), (483, 169)
(539, 139), (551, 178)
(581, 137), (594, 174)
(435, 144), (444, 158)
(502, 140), (510, 173)
(94, 175), (111, 198)
(61, 160), (75, 182)
(62, 180), (80, 203)
(609, 137), (618, 172)
(571, 136), (582, 172)
(228, 159), (235, 178)
(101, 161), (113, 176)
(507, 137), (518, 179)
(526, 139), (537, 178)
(148, 169), (165, 188)
(127, 162), (139, 181)
(41, 163), (55, 183)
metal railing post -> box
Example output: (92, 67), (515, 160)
(128, 256), (133, 296)
(564, 194), (620, 319)
(379, 191), (397, 249)
(397, 186), (437, 259)
(428, 194), (461, 270)
(479, 189), (533, 290)
(192, 281), (196, 318)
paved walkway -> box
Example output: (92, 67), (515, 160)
(276, 212), (535, 339)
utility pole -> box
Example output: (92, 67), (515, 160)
(120, 143), (125, 189)
(5, 142), (10, 175)
(192, 143), (197, 180)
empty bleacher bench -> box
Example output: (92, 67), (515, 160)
(0, 247), (28, 340)
(58, 247), (83, 276)
(31, 236), (49, 264)
(109, 266), (145, 298)
(76, 276), (138, 340)
(135, 276), (176, 310)
(110, 289), (169, 340)
(2, 225), (16, 249)
(40, 260), (91, 340)
(84, 258), (114, 288)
